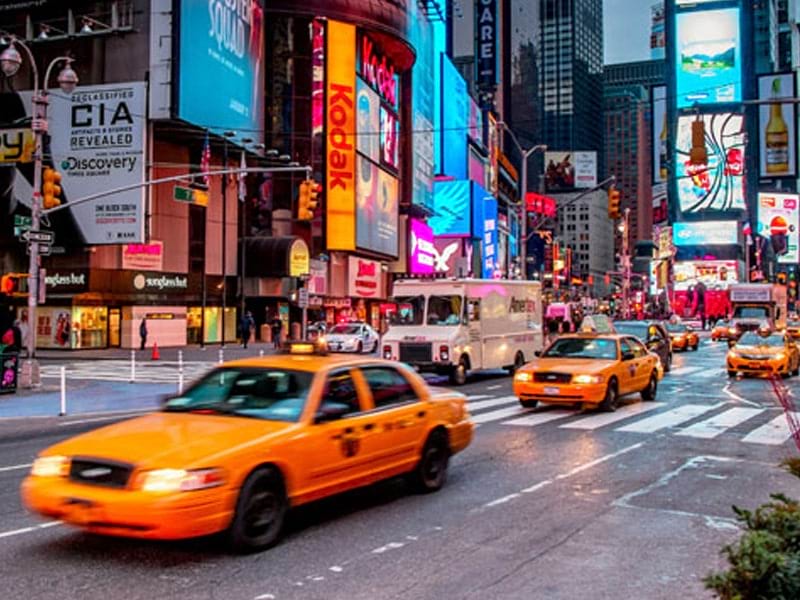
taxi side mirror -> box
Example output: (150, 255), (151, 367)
(622, 351), (636, 361)
(314, 402), (351, 424)
(534, 350), (542, 357)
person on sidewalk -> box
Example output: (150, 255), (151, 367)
(271, 315), (282, 349)
(240, 311), (255, 349)
(139, 318), (148, 351)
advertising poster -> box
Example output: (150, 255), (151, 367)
(673, 220), (739, 246)
(355, 157), (398, 256)
(652, 86), (667, 184)
(8, 82), (147, 246)
(430, 180), (471, 236)
(409, 9), (436, 211)
(675, 113), (745, 214)
(356, 78), (380, 163)
(574, 152), (597, 188)
(758, 73), (796, 178)
(652, 182), (668, 224)
(544, 151), (596, 191)
(675, 7), (741, 107)
(468, 96), (484, 148)
(122, 241), (164, 271)
(441, 56), (468, 180)
(650, 3), (665, 60)
(409, 218), (435, 274)
(177, 0), (265, 146)
(380, 105), (399, 171)
(471, 182), (498, 279)
(468, 148), (487, 188)
(757, 193), (800, 263)
(673, 260), (739, 290)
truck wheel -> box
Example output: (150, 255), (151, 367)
(449, 357), (468, 386)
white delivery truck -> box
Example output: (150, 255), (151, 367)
(728, 283), (788, 341)
(382, 278), (544, 385)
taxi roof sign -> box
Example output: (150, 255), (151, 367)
(582, 315), (615, 334)
(285, 341), (327, 356)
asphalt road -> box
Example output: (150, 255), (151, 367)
(1, 339), (799, 600)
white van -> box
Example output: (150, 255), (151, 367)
(382, 279), (544, 385)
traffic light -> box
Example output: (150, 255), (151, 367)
(298, 179), (320, 221)
(777, 272), (788, 285)
(308, 180), (321, 217)
(690, 119), (708, 166)
(607, 186), (621, 220)
(42, 167), (62, 209)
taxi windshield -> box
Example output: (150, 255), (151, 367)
(543, 338), (618, 360)
(330, 324), (361, 335)
(163, 367), (313, 422)
(666, 323), (688, 333)
(390, 296), (424, 326)
(737, 332), (784, 348)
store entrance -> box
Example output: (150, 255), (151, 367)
(109, 308), (121, 347)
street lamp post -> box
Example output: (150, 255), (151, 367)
(497, 121), (546, 280)
(1, 36), (77, 387)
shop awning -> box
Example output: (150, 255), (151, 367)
(244, 237), (310, 278)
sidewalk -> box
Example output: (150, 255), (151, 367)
(33, 341), (281, 362)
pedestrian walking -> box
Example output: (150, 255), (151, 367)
(139, 317), (148, 350)
(240, 311), (254, 349)
(271, 315), (282, 349)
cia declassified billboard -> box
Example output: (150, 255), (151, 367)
(544, 151), (597, 192)
(675, 7), (741, 107)
(176, 0), (265, 146)
(757, 193), (799, 264)
(5, 82), (147, 246)
(675, 113), (745, 214)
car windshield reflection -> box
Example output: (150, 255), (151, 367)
(543, 338), (618, 360)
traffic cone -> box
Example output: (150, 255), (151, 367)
(151, 341), (160, 361)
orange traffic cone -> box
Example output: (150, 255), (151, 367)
(151, 341), (160, 361)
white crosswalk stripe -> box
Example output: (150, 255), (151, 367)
(741, 413), (800, 446)
(668, 366), (704, 377)
(40, 360), (216, 384)
(676, 407), (764, 440)
(502, 409), (575, 427)
(560, 402), (665, 430)
(468, 395), (520, 412)
(616, 403), (723, 434)
(471, 405), (530, 425)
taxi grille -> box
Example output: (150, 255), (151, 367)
(533, 372), (573, 384)
(69, 457), (133, 489)
(739, 354), (770, 361)
(399, 343), (432, 363)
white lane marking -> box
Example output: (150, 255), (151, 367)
(0, 463), (32, 473)
(468, 396), (519, 412)
(502, 409), (575, 427)
(694, 369), (725, 379)
(254, 594), (276, 600)
(486, 385), (504, 391)
(0, 521), (60, 540)
(466, 395), (491, 401)
(471, 404), (530, 425)
(521, 480), (553, 494)
(741, 413), (799, 445)
(669, 366), (704, 376)
(722, 384), (761, 408)
(485, 493), (520, 507)
(616, 403), (723, 433)
(677, 407), (765, 439)
(561, 402), (665, 430)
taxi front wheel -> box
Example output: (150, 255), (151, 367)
(409, 430), (449, 493)
(599, 380), (619, 412)
(641, 373), (657, 402)
(227, 466), (287, 553)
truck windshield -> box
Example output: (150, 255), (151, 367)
(733, 307), (769, 319)
(391, 296), (425, 325)
(427, 295), (464, 326)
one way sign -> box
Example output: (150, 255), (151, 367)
(21, 229), (54, 244)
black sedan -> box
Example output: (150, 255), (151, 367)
(613, 320), (673, 372)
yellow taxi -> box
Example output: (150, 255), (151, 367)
(785, 320), (800, 343)
(726, 331), (800, 378)
(711, 319), (731, 342)
(512, 332), (663, 412)
(21, 344), (473, 552)
(665, 322), (699, 351)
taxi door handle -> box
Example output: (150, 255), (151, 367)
(363, 423), (375, 431)
(417, 411), (426, 418)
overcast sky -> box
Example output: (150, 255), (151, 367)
(604, 0), (653, 65)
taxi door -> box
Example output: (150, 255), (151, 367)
(625, 337), (651, 391)
(356, 365), (427, 474)
(296, 368), (388, 500)
(618, 338), (640, 395)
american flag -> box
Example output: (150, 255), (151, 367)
(200, 131), (211, 188)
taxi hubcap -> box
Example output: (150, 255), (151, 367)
(423, 447), (444, 482)
(244, 490), (279, 535)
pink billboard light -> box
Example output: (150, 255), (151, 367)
(409, 219), (436, 274)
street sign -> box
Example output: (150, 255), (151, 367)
(173, 185), (209, 207)
(298, 288), (309, 308)
(21, 229), (54, 244)
(26, 243), (51, 256)
(14, 215), (32, 237)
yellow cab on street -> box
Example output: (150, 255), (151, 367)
(513, 319), (663, 412)
(21, 343), (473, 552)
(665, 321), (699, 351)
(726, 330), (800, 378)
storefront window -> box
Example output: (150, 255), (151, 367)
(72, 307), (108, 349)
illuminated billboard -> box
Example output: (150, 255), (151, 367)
(326, 20), (356, 251)
(430, 180), (471, 236)
(673, 221), (739, 246)
(441, 56), (469, 180)
(757, 193), (799, 264)
(675, 7), (741, 107)
(675, 113), (745, 214)
(356, 78), (380, 163)
(176, 0), (265, 146)
(472, 182), (498, 278)
(652, 86), (667, 184)
(544, 151), (597, 192)
(409, 218), (435, 274)
(758, 73), (797, 178)
(409, 10), (436, 211)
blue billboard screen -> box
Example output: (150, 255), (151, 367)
(431, 180), (471, 236)
(675, 7), (741, 107)
(409, 10), (437, 211)
(440, 56), (468, 180)
(471, 182), (498, 278)
(177, 0), (265, 144)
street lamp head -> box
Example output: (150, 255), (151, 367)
(223, 131), (236, 138)
(56, 60), (78, 93)
(0, 44), (22, 77)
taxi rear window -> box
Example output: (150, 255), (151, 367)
(163, 368), (313, 422)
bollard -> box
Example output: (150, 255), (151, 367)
(59, 366), (66, 416)
(218, 347), (224, 364)
(178, 350), (183, 371)
(130, 349), (136, 383)
(177, 350), (184, 394)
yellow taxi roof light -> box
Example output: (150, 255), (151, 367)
(286, 341), (327, 356)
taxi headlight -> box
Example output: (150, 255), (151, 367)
(31, 455), (69, 478)
(514, 372), (533, 383)
(573, 374), (604, 385)
(775, 353), (786, 361)
(137, 468), (225, 493)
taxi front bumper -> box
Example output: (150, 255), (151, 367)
(513, 381), (607, 405)
(727, 355), (788, 377)
(21, 476), (237, 540)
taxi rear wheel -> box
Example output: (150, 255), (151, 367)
(409, 430), (450, 493)
(227, 466), (287, 553)
(641, 373), (658, 402)
(599, 380), (618, 412)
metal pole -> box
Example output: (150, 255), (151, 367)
(130, 349), (136, 383)
(622, 208), (632, 319)
(302, 306), (308, 340)
(520, 151), (528, 280)
(59, 365), (66, 416)
(221, 140), (227, 347)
